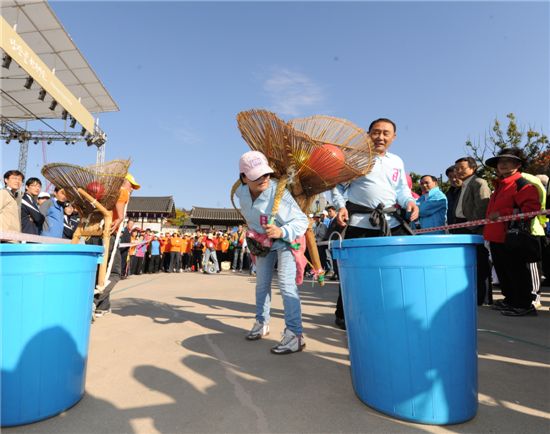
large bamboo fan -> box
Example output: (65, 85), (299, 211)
(42, 159), (130, 217)
(237, 110), (375, 200)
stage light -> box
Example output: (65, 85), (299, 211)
(24, 76), (34, 89)
(33, 139), (39, 144)
(49, 100), (58, 111)
(38, 88), (46, 101)
(47, 139), (52, 144)
(65, 140), (70, 145)
(61, 110), (68, 120)
(81, 127), (87, 136)
(2, 55), (12, 69)
(71, 140), (76, 145)
(5, 138), (11, 144)
(69, 117), (77, 128)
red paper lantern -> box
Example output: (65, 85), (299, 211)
(85, 181), (106, 200)
(307, 144), (345, 179)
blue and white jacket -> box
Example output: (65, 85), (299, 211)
(235, 179), (308, 251)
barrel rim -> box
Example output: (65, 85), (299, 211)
(0, 244), (104, 253)
(331, 234), (484, 249)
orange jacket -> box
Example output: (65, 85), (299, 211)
(129, 235), (137, 256)
(170, 236), (182, 252)
(182, 238), (192, 253)
(220, 238), (230, 253)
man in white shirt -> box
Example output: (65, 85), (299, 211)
(331, 118), (419, 329)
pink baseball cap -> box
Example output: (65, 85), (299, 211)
(239, 151), (274, 181)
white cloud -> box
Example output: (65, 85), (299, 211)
(158, 117), (201, 145)
(263, 68), (324, 117)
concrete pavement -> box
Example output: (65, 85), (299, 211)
(5, 271), (550, 433)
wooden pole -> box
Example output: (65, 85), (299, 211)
(76, 188), (113, 288)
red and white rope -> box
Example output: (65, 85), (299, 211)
(413, 208), (550, 234)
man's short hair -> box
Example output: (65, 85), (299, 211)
(445, 165), (456, 176)
(455, 156), (477, 170)
(420, 175), (438, 183)
(325, 205), (336, 212)
(4, 170), (24, 182)
(368, 118), (397, 133)
(54, 186), (63, 193)
(25, 177), (42, 187)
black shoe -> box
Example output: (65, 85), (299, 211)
(501, 306), (537, 317)
(334, 317), (346, 330)
(491, 299), (511, 311)
(330, 275), (339, 281)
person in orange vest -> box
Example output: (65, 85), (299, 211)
(219, 233), (230, 262)
(169, 232), (183, 272)
(162, 233), (172, 272)
(179, 234), (187, 271)
(182, 233), (193, 271)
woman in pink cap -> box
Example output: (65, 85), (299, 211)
(235, 150), (309, 355)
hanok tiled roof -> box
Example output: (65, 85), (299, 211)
(190, 207), (245, 225)
(127, 196), (176, 217)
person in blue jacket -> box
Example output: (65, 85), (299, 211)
(417, 175), (448, 234)
(40, 187), (66, 238)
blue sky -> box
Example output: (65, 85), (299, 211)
(3, 1), (549, 209)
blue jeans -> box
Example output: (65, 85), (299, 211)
(232, 247), (243, 270)
(203, 248), (219, 271)
(255, 247), (303, 335)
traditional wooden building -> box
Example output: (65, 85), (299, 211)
(126, 196), (177, 232)
(190, 206), (245, 231)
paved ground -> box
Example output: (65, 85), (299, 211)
(6, 271), (550, 434)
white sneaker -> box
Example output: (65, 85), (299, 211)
(246, 320), (269, 340)
(271, 329), (305, 354)
(94, 309), (111, 318)
(533, 300), (543, 309)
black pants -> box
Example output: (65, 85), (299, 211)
(193, 250), (203, 271)
(451, 224), (492, 305)
(335, 225), (410, 320)
(490, 242), (538, 308)
(162, 252), (171, 271)
(182, 253), (190, 269)
(148, 255), (161, 273)
(318, 244), (328, 272)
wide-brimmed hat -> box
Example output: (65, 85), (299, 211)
(485, 152), (524, 168)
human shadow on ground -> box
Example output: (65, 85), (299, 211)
(128, 330), (429, 434)
(2, 328), (133, 434)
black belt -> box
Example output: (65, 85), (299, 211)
(346, 201), (415, 236)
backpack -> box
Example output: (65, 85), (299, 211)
(515, 174), (547, 236)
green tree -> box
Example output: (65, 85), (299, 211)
(466, 113), (549, 180)
(167, 208), (189, 227)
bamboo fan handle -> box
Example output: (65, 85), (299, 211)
(230, 179), (246, 221)
(270, 175), (288, 221)
(77, 188), (112, 289)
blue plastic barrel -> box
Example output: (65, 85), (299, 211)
(1, 243), (103, 427)
(331, 235), (483, 425)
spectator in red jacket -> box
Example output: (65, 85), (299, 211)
(484, 148), (541, 316)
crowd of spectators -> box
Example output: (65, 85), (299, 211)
(121, 224), (255, 277)
(2, 149), (550, 319)
(0, 170), (79, 240)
